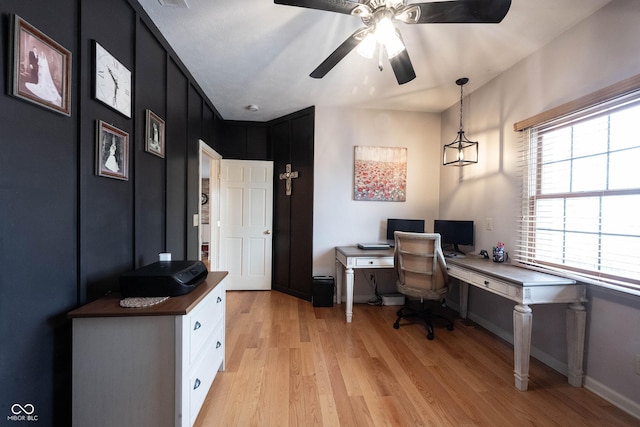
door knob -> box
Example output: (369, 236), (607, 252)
(264, 230), (271, 234)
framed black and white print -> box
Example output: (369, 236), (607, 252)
(145, 109), (165, 158)
(11, 15), (72, 116)
(96, 120), (129, 180)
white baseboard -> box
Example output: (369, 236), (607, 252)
(584, 377), (640, 420)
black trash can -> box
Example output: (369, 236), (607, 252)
(312, 276), (334, 307)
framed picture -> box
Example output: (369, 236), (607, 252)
(145, 109), (165, 158)
(10, 15), (72, 116)
(96, 121), (129, 180)
(353, 146), (407, 202)
(94, 41), (132, 118)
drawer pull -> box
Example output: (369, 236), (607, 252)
(193, 378), (201, 390)
(194, 321), (202, 331)
(217, 296), (222, 303)
(484, 280), (490, 286)
(216, 341), (222, 349)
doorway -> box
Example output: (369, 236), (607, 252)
(199, 141), (221, 271)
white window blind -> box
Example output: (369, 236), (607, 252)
(516, 90), (640, 293)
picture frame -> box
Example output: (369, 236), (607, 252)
(94, 41), (131, 118)
(96, 120), (129, 181)
(145, 109), (165, 158)
(10, 15), (72, 116)
(353, 146), (407, 202)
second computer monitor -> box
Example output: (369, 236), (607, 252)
(433, 219), (474, 254)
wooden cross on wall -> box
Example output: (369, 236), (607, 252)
(279, 163), (299, 196)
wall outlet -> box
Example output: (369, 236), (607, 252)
(485, 218), (494, 231)
(636, 354), (640, 375)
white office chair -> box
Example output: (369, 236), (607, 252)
(393, 231), (454, 340)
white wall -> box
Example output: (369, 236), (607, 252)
(438, 0), (640, 416)
(313, 107), (441, 300)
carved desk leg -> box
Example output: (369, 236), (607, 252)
(459, 281), (469, 319)
(513, 304), (533, 391)
(335, 259), (342, 305)
(566, 302), (586, 387)
(345, 266), (354, 323)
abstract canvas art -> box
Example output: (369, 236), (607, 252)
(354, 146), (407, 202)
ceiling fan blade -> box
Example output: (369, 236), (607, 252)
(274, 0), (360, 15)
(388, 50), (416, 85)
(310, 28), (368, 79)
(412, 0), (511, 24)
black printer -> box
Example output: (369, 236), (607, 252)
(119, 260), (208, 297)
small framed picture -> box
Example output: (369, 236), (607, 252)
(96, 121), (129, 180)
(11, 14), (72, 116)
(145, 109), (165, 158)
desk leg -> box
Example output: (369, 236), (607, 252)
(513, 304), (532, 391)
(459, 281), (469, 319)
(345, 267), (354, 323)
(335, 260), (343, 305)
(566, 302), (586, 387)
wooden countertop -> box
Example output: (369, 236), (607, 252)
(68, 271), (228, 318)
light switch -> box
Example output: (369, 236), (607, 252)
(193, 214), (199, 227)
(485, 218), (494, 231)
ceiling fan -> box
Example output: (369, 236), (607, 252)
(274, 0), (512, 84)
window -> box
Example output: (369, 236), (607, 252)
(516, 88), (640, 292)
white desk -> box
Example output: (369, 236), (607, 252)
(335, 246), (394, 323)
(334, 247), (587, 391)
(446, 257), (585, 391)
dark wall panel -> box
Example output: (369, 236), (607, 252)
(134, 21), (166, 267)
(288, 110), (314, 296)
(186, 84), (202, 260)
(1, 1), (221, 425)
(271, 107), (314, 300)
(218, 121), (270, 160)
(166, 58), (188, 259)
(79, 0), (135, 301)
(0, 2), (78, 424)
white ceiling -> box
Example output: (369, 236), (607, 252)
(137, 0), (611, 122)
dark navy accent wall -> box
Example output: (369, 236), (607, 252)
(0, 1), (223, 424)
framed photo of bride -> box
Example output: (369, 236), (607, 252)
(145, 109), (165, 158)
(11, 15), (72, 116)
(96, 120), (129, 181)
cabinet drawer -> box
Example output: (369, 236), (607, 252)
(188, 324), (224, 425)
(446, 264), (469, 281)
(355, 257), (394, 267)
(187, 285), (224, 366)
(468, 272), (511, 297)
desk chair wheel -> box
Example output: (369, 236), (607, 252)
(427, 331), (434, 340)
(446, 324), (454, 331)
(393, 321), (400, 329)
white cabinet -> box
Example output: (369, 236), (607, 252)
(69, 272), (227, 427)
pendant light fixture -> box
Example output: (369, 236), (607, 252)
(443, 77), (478, 166)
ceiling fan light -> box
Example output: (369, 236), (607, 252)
(374, 17), (396, 44)
(357, 33), (376, 59)
(374, 17), (405, 59)
(384, 32), (405, 58)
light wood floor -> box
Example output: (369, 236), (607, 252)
(195, 290), (637, 427)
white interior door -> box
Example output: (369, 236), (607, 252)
(219, 159), (273, 290)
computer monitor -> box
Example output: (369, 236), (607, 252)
(386, 218), (425, 241)
(433, 220), (474, 254)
